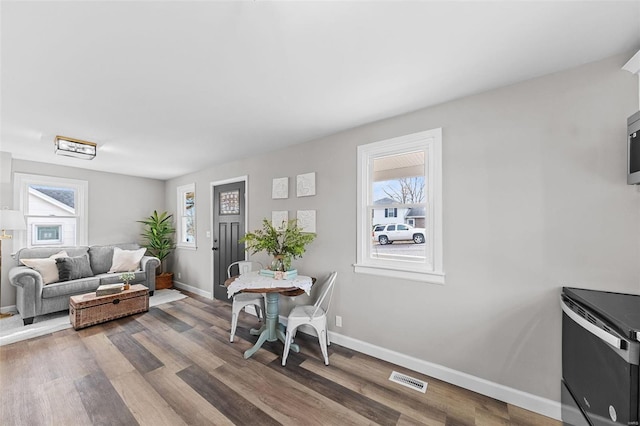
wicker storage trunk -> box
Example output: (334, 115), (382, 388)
(69, 284), (149, 330)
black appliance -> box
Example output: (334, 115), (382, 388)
(561, 287), (640, 426)
(629, 111), (640, 185)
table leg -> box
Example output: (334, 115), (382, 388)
(244, 292), (299, 359)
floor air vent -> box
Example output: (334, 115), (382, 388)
(389, 371), (428, 393)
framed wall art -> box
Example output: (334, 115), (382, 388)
(297, 210), (316, 233)
(272, 177), (289, 199)
(296, 172), (316, 197)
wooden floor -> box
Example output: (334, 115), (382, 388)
(0, 291), (560, 426)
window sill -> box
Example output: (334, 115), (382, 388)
(353, 263), (445, 285)
(176, 244), (197, 251)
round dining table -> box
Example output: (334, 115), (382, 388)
(225, 274), (316, 359)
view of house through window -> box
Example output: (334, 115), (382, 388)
(355, 128), (443, 283)
(14, 173), (88, 248)
(371, 151), (427, 263)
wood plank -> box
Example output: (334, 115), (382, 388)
(74, 370), (139, 425)
(109, 370), (186, 426)
(145, 307), (193, 333)
(131, 330), (192, 374)
(269, 358), (401, 425)
(145, 366), (235, 426)
(82, 333), (136, 379)
(176, 363), (281, 426)
(108, 331), (164, 374)
(214, 359), (377, 425)
(508, 404), (562, 426)
(302, 352), (447, 425)
(39, 377), (93, 426)
(132, 314), (227, 373)
(182, 325), (279, 368)
(397, 412), (446, 426)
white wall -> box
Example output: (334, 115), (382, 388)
(0, 159), (165, 309)
(166, 52), (640, 412)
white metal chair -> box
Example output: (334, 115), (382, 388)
(282, 271), (338, 366)
(228, 260), (266, 343)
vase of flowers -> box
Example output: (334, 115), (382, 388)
(240, 218), (316, 272)
(119, 272), (136, 290)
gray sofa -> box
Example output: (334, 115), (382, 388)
(9, 243), (160, 325)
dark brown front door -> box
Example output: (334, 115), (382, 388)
(212, 180), (245, 301)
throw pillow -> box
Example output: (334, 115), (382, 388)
(55, 255), (94, 282)
(21, 250), (69, 285)
(108, 247), (146, 273)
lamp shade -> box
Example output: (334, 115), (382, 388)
(0, 210), (27, 231)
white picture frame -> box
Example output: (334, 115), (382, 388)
(272, 177), (289, 199)
(297, 210), (316, 233)
(272, 211), (289, 230)
(296, 172), (316, 197)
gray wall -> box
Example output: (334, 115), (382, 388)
(166, 52), (640, 403)
(0, 159), (165, 307)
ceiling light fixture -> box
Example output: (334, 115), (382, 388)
(54, 136), (97, 160)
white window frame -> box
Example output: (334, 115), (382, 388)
(14, 173), (88, 249)
(355, 128), (444, 284)
(32, 224), (63, 245)
(176, 183), (196, 249)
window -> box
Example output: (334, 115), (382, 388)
(177, 183), (196, 249)
(384, 208), (397, 218)
(14, 173), (88, 248)
(355, 128), (443, 283)
(32, 224), (62, 245)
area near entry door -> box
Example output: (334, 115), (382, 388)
(212, 180), (246, 301)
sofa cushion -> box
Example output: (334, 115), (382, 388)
(17, 246), (89, 263)
(89, 243), (141, 274)
(21, 251), (69, 285)
(41, 276), (101, 299)
(108, 247), (146, 273)
(56, 255), (94, 281)
(88, 246), (114, 274)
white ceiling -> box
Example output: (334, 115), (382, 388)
(2, 1), (639, 180)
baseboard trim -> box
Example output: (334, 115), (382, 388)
(326, 330), (561, 421)
(0, 304), (17, 315)
(171, 281), (212, 299)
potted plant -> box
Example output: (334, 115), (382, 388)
(240, 218), (316, 272)
(138, 210), (176, 289)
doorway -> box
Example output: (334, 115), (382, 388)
(211, 178), (247, 301)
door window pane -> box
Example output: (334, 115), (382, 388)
(219, 190), (240, 215)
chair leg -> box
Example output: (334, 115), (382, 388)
(318, 328), (329, 365)
(230, 311), (238, 343)
(259, 297), (266, 321)
(282, 326), (296, 366)
(253, 304), (263, 321)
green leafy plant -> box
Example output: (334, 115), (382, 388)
(119, 272), (135, 284)
(240, 218), (316, 271)
(138, 210), (176, 273)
